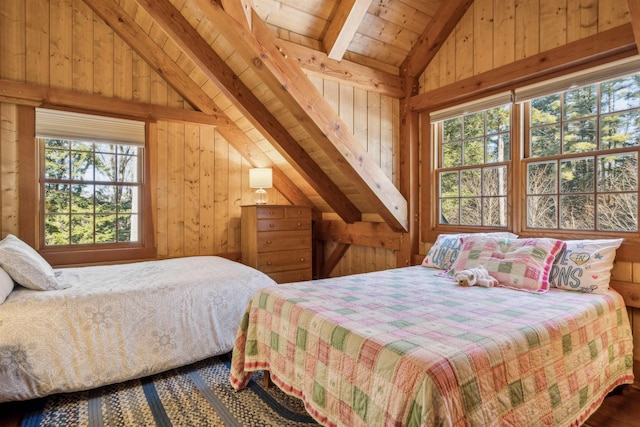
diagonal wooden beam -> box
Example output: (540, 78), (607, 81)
(81, 0), (311, 208)
(133, 0), (361, 224)
(628, 0), (640, 50)
(400, 0), (474, 80)
(319, 242), (351, 278)
(194, 0), (408, 231)
(220, 0), (254, 30)
(224, 0), (403, 97)
(324, 0), (373, 61)
(280, 40), (404, 97)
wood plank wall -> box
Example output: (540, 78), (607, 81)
(420, 0), (631, 92)
(0, 0), (290, 259)
(307, 75), (400, 277)
(418, 0), (638, 372)
(0, 0), (398, 264)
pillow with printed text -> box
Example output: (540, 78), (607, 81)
(550, 239), (623, 294)
(421, 232), (518, 270)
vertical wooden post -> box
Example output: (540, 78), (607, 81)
(397, 76), (420, 266)
(17, 105), (37, 246)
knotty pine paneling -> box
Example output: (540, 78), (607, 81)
(308, 75), (400, 185)
(0, 104), (19, 237)
(26, 0), (50, 86)
(0, 0), (288, 259)
(324, 241), (397, 278)
(0, 104), (286, 259)
(0, 0), (399, 271)
(420, 0), (631, 92)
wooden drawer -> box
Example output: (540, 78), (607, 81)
(257, 249), (312, 273)
(268, 269), (312, 284)
(242, 205), (313, 285)
(257, 218), (310, 232)
(284, 206), (311, 219)
(257, 230), (310, 252)
(256, 207), (285, 219)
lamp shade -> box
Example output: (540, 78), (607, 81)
(249, 168), (272, 188)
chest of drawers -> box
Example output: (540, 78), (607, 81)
(241, 205), (312, 283)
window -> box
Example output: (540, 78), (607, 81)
(24, 108), (156, 265)
(523, 74), (639, 232)
(434, 103), (511, 227)
(41, 139), (142, 245)
(428, 58), (640, 240)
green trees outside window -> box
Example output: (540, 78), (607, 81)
(436, 71), (639, 234)
(439, 105), (510, 226)
(526, 74), (639, 232)
(41, 139), (142, 246)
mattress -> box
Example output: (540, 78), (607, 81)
(230, 266), (634, 426)
(0, 256), (276, 402)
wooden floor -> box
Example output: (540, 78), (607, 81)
(0, 384), (638, 427)
(582, 384), (640, 427)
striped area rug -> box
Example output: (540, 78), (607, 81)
(20, 354), (318, 427)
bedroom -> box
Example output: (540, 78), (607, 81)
(0, 0), (639, 425)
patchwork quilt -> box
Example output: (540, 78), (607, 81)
(230, 266), (634, 427)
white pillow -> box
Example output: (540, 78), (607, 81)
(0, 234), (65, 291)
(0, 267), (13, 304)
(550, 239), (623, 294)
(421, 232), (518, 270)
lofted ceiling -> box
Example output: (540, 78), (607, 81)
(80, 0), (471, 232)
(253, 0), (443, 73)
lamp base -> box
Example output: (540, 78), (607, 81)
(255, 187), (268, 205)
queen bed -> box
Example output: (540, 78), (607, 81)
(230, 236), (635, 426)
(0, 254), (276, 402)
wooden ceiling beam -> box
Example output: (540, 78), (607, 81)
(220, 1), (403, 97)
(0, 79), (231, 127)
(280, 40), (404, 97)
(132, 0), (361, 224)
(410, 24), (638, 112)
(195, 0), (408, 231)
(400, 0), (474, 80)
(81, 0), (312, 208)
(628, 0), (640, 50)
(324, 0), (373, 61)
(315, 220), (401, 250)
(220, 0), (254, 30)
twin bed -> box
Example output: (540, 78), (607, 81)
(0, 255), (276, 402)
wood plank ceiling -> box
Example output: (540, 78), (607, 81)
(81, 0), (465, 232)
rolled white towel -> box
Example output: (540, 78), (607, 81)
(454, 265), (497, 288)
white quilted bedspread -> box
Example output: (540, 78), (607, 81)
(0, 256), (275, 402)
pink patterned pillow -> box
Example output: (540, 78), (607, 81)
(450, 236), (566, 293)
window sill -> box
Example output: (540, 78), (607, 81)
(41, 245), (157, 267)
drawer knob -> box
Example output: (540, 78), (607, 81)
(297, 222), (301, 226)
(300, 257), (305, 262)
(300, 238), (305, 242)
(267, 261), (272, 265)
(269, 223), (275, 228)
(266, 240), (272, 244)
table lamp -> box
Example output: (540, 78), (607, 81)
(249, 168), (272, 205)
